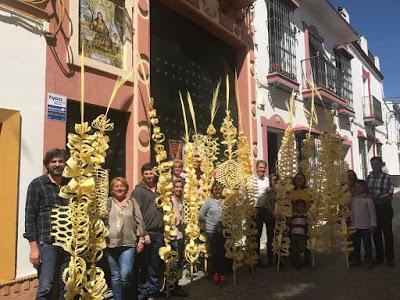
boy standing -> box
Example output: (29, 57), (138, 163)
(351, 180), (377, 269)
(289, 199), (308, 269)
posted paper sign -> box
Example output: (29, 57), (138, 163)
(47, 93), (67, 122)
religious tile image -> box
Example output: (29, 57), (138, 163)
(79, 0), (125, 68)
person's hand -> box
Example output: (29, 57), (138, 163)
(137, 240), (145, 253)
(29, 242), (40, 268)
(144, 234), (151, 245)
(370, 226), (376, 233)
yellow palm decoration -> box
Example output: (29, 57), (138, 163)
(52, 46), (132, 299)
(273, 91), (297, 271)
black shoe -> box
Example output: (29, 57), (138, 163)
(374, 258), (384, 265)
(386, 260), (394, 267)
(350, 258), (361, 267)
(302, 259), (310, 267)
(170, 286), (189, 297)
(256, 262), (267, 268)
(364, 260), (373, 270)
(149, 291), (167, 298)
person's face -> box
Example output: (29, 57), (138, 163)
(143, 170), (155, 185)
(347, 170), (356, 183)
(193, 157), (200, 170)
(97, 12), (103, 20)
(271, 175), (279, 187)
(371, 159), (382, 173)
(46, 156), (65, 177)
(294, 174), (305, 189)
(353, 183), (365, 196)
(294, 202), (305, 214)
(173, 182), (183, 198)
(173, 164), (182, 177)
(213, 184), (223, 199)
(256, 162), (267, 178)
(112, 180), (128, 199)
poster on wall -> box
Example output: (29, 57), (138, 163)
(79, 0), (125, 68)
(168, 139), (183, 160)
(47, 93), (67, 122)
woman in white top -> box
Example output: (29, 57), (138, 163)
(199, 182), (227, 284)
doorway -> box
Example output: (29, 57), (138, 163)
(67, 100), (129, 180)
(150, 0), (237, 159)
(267, 130), (283, 175)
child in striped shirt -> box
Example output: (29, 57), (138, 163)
(290, 199), (308, 269)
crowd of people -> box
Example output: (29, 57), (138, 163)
(24, 149), (395, 300)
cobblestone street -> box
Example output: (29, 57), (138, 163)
(173, 190), (400, 300)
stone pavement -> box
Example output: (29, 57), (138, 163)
(169, 189), (400, 300)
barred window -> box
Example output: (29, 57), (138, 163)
(267, 0), (297, 80)
(335, 53), (353, 109)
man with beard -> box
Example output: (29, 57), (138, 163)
(132, 163), (165, 300)
(24, 148), (69, 299)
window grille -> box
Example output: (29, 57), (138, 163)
(307, 34), (353, 109)
(335, 53), (353, 110)
(267, 0), (297, 80)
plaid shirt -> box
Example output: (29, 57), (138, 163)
(23, 175), (68, 243)
(366, 172), (394, 205)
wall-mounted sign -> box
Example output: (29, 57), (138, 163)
(47, 93), (67, 122)
(168, 139), (183, 160)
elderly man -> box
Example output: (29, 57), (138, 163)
(366, 156), (394, 266)
(24, 148), (69, 299)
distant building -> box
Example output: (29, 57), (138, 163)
(253, 0), (399, 179)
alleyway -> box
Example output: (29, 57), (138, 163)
(174, 190), (400, 300)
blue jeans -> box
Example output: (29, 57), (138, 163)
(171, 238), (184, 272)
(137, 232), (164, 300)
(207, 232), (227, 275)
(36, 242), (68, 300)
(107, 247), (136, 300)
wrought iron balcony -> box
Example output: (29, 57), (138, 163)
(303, 56), (353, 112)
(363, 96), (384, 126)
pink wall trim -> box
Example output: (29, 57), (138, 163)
(260, 114), (289, 173)
(362, 67), (372, 119)
(304, 27), (311, 84)
(266, 73), (300, 91)
(334, 45), (354, 60)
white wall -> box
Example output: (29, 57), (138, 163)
(382, 103), (400, 175)
(0, 7), (47, 277)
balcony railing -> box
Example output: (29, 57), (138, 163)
(363, 96), (383, 125)
(307, 56), (353, 110)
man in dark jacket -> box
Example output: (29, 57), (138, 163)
(24, 148), (69, 299)
(132, 163), (164, 300)
(366, 156), (394, 266)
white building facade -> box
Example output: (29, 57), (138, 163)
(253, 0), (400, 180)
(0, 2), (49, 298)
